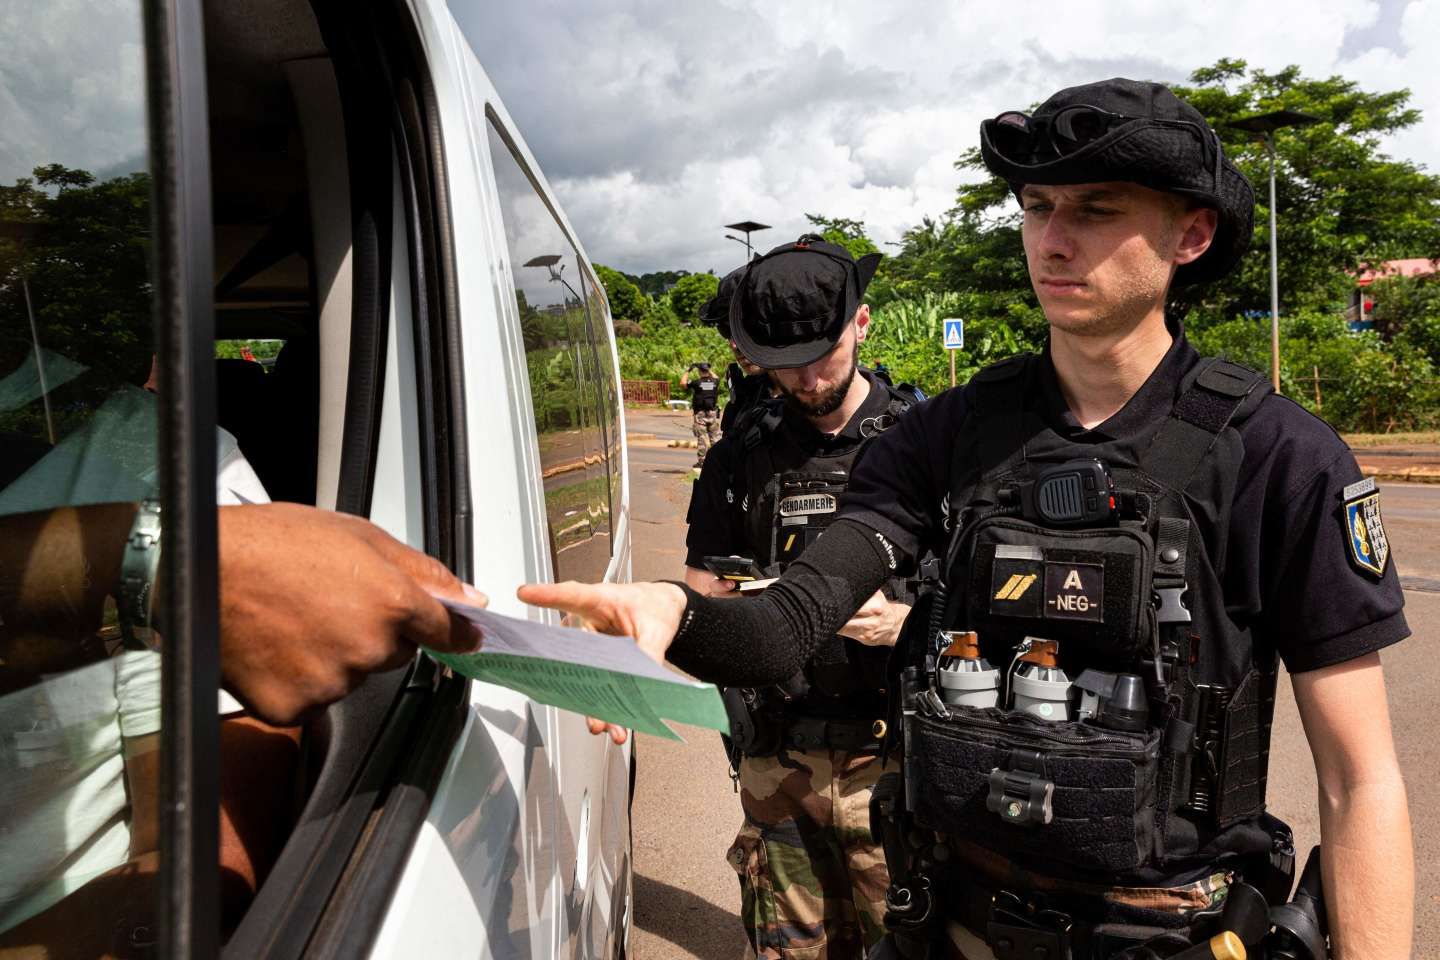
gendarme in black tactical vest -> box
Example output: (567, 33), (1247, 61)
(684, 236), (921, 957)
(838, 79), (1410, 960)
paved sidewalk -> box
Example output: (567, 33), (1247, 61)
(1351, 444), (1440, 483)
(627, 405), (705, 450)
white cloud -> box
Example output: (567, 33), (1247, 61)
(457, 0), (1436, 275)
(0, 1), (148, 184)
(1341, 0), (1440, 174)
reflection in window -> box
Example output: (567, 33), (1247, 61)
(0, 0), (164, 949)
(486, 120), (613, 582)
(581, 268), (623, 531)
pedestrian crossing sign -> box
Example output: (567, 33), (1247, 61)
(943, 318), (964, 350)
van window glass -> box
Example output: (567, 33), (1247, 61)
(486, 121), (612, 581)
(581, 267), (623, 532)
(0, 1), (164, 952)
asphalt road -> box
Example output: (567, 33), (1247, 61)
(625, 410), (1440, 958)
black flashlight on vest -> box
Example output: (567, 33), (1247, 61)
(1002, 458), (1118, 527)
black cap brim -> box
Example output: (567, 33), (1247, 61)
(729, 252), (880, 369)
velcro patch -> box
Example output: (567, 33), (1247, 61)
(778, 492), (837, 517)
(1044, 561), (1103, 622)
(1344, 490), (1389, 577)
(991, 558), (1043, 618)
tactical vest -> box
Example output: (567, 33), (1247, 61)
(902, 353), (1279, 885)
(727, 380), (918, 705)
(692, 376), (720, 411)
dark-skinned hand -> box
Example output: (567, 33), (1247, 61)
(219, 504), (484, 725)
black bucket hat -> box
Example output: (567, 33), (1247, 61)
(729, 235), (882, 369)
(699, 265), (748, 339)
(979, 78), (1254, 286)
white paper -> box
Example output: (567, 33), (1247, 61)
(437, 599), (701, 687)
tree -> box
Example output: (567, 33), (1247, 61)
(592, 263), (645, 325)
(614, 299), (731, 398)
(0, 165), (155, 443)
(881, 60), (1440, 330)
(804, 213), (880, 260)
(667, 272), (719, 325)
(1170, 60), (1440, 324)
(632, 269), (691, 298)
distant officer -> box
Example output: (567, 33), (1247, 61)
(680, 361), (722, 466)
(682, 235), (919, 958)
(523, 80), (1414, 959)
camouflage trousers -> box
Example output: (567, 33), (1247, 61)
(693, 409), (721, 462)
(727, 749), (890, 959)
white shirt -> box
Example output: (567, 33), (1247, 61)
(0, 411), (267, 931)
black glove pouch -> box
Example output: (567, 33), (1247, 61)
(911, 707), (1162, 874)
(963, 517), (1156, 665)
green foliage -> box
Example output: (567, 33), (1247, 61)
(215, 339), (283, 362)
(0, 165), (154, 441)
(863, 293), (1045, 393)
(804, 213), (880, 259)
(615, 300), (731, 398)
(668, 272), (720, 324)
(629, 269), (691, 299)
(592, 263), (645, 325)
(1191, 312), (1440, 432)
(1170, 62), (1440, 324)
(1369, 273), (1440, 365)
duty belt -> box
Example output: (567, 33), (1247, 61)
(782, 715), (887, 754)
(948, 882), (1189, 960)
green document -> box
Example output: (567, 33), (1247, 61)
(429, 602), (729, 741)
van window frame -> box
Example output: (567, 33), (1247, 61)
(148, 0), (471, 954)
(145, 0), (223, 955)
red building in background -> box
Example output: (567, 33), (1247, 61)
(1349, 257), (1439, 328)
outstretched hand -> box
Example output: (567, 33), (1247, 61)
(517, 580), (689, 744)
(517, 580), (687, 665)
(219, 504), (485, 725)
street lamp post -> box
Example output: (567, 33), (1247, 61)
(522, 252), (584, 302)
(1229, 109), (1321, 393)
(724, 221), (771, 262)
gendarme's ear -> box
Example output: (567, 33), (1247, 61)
(851, 302), (873, 343)
(856, 252), (883, 289)
(1174, 206), (1219, 267)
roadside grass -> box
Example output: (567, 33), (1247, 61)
(1343, 431), (1440, 448)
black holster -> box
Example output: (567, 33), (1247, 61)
(720, 686), (780, 757)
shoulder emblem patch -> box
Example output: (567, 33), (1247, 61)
(1343, 478), (1389, 577)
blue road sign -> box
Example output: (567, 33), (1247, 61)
(943, 317), (964, 350)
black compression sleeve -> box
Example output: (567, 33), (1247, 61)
(665, 518), (897, 687)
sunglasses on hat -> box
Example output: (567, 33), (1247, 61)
(985, 104), (1223, 193)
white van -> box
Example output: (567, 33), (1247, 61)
(0, 0), (632, 957)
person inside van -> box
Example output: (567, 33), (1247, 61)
(0, 355), (483, 945)
(0, 355), (483, 944)
(0, 499), (484, 950)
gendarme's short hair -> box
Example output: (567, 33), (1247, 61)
(728, 236), (882, 369)
(979, 78), (1255, 286)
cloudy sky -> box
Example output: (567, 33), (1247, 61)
(455, 0), (1439, 278)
